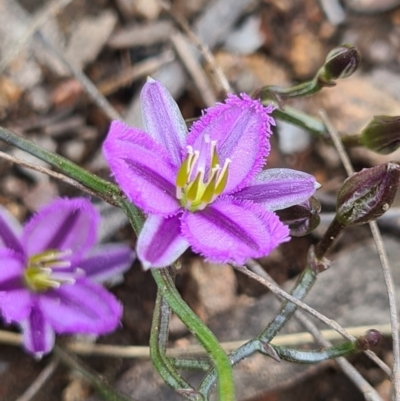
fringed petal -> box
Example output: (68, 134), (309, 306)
(141, 78), (187, 167)
(104, 121), (181, 215)
(137, 214), (189, 269)
(181, 197), (289, 264)
(234, 169), (320, 211)
(187, 94), (275, 193)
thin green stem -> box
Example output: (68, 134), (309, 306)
(260, 266), (317, 342)
(54, 346), (136, 401)
(171, 357), (212, 371)
(150, 289), (202, 400)
(314, 215), (346, 260)
(259, 78), (323, 101)
(152, 268), (234, 401)
(273, 340), (358, 364)
(271, 106), (327, 136)
(198, 265), (317, 397)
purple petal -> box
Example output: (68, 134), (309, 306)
(103, 120), (181, 215)
(0, 205), (24, 255)
(137, 214), (189, 269)
(0, 248), (24, 285)
(0, 250), (30, 322)
(181, 197), (290, 264)
(187, 94), (275, 193)
(22, 198), (99, 261)
(141, 78), (187, 167)
(234, 169), (320, 211)
(78, 244), (135, 283)
(39, 279), (122, 334)
(20, 303), (55, 357)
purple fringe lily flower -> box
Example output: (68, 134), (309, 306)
(0, 198), (134, 357)
(103, 79), (319, 269)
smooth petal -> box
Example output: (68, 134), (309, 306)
(78, 244), (135, 283)
(20, 303), (55, 357)
(141, 78), (187, 167)
(0, 249), (24, 285)
(187, 94), (275, 193)
(22, 198), (99, 261)
(39, 279), (122, 334)
(181, 197), (290, 264)
(137, 214), (189, 269)
(0, 250), (30, 322)
(104, 120), (181, 215)
(234, 169), (320, 211)
(0, 205), (24, 255)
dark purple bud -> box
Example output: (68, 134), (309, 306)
(318, 44), (361, 84)
(276, 197), (321, 236)
(356, 329), (383, 351)
(336, 162), (400, 226)
(360, 115), (400, 155)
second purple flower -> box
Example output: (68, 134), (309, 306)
(103, 79), (319, 269)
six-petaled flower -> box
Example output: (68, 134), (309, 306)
(0, 198), (134, 357)
(103, 78), (319, 269)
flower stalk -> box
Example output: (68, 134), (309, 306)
(257, 44), (360, 102)
(150, 280), (202, 400)
(152, 268), (235, 401)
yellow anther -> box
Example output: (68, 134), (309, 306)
(214, 158), (231, 195)
(186, 170), (204, 201)
(176, 152), (193, 188)
(23, 249), (75, 293)
(200, 168), (218, 204)
(210, 141), (219, 169)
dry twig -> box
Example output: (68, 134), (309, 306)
(160, 0), (232, 96)
(0, 0), (74, 73)
(0, 150), (118, 207)
(248, 260), (384, 401)
(15, 358), (59, 401)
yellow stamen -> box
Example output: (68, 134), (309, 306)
(186, 170), (204, 201)
(210, 141), (219, 169)
(200, 168), (218, 204)
(214, 158), (231, 195)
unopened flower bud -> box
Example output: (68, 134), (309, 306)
(336, 162), (400, 226)
(356, 329), (383, 351)
(318, 44), (361, 84)
(276, 197), (321, 236)
(360, 115), (400, 155)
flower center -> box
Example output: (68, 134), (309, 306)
(176, 136), (230, 212)
(23, 249), (83, 292)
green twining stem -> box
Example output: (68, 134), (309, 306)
(273, 341), (358, 364)
(152, 269), (234, 401)
(0, 125), (235, 400)
(198, 266), (317, 397)
(259, 78), (324, 101)
(260, 266), (317, 341)
(171, 357), (212, 371)
(271, 107), (327, 136)
(150, 290), (202, 400)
